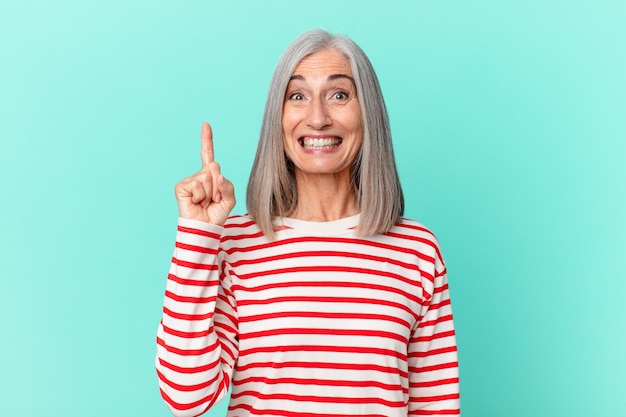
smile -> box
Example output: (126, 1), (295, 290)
(299, 137), (342, 150)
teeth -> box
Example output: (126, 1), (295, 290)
(302, 137), (341, 149)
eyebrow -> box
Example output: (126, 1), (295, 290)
(289, 73), (356, 84)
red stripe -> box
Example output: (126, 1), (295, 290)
(235, 360), (409, 379)
(220, 278), (235, 295)
(410, 361), (459, 374)
(236, 264), (423, 284)
(385, 231), (439, 252)
(411, 346), (457, 358)
(230, 250), (419, 272)
(411, 377), (459, 388)
(239, 310), (411, 329)
(167, 273), (216, 287)
(216, 333), (237, 362)
(433, 282), (449, 295)
(157, 368), (218, 392)
(214, 318), (237, 335)
(222, 217), (256, 229)
(163, 306), (213, 321)
(176, 241), (218, 254)
(177, 225), (221, 239)
(394, 222), (444, 261)
(411, 393), (460, 403)
(385, 230), (442, 260)
(240, 327), (408, 344)
(234, 376), (405, 392)
(412, 330), (456, 343)
(159, 387), (214, 412)
(232, 279), (423, 304)
(160, 322), (211, 338)
(157, 357), (219, 374)
(221, 231), (265, 241)
(418, 314), (454, 329)
(156, 335), (219, 356)
(165, 290), (215, 304)
(230, 389), (406, 407)
(396, 221), (436, 237)
(239, 344), (407, 361)
(207, 377), (229, 409)
(171, 257), (217, 271)
(236, 296), (419, 321)
(214, 307), (237, 329)
(425, 299), (452, 314)
(409, 409), (460, 416)
(228, 403), (389, 417)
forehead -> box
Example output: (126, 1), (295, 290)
(292, 48), (353, 77)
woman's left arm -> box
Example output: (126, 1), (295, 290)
(407, 257), (460, 416)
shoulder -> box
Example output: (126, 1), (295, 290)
(222, 213), (262, 234)
(223, 213), (257, 229)
(220, 214), (265, 245)
(383, 217), (446, 268)
(389, 218), (441, 248)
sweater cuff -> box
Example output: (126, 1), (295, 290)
(177, 217), (225, 233)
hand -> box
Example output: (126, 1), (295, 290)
(174, 122), (236, 225)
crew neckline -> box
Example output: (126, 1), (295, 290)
(275, 213), (360, 237)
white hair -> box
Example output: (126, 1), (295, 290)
(246, 29), (404, 238)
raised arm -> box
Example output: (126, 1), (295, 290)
(156, 123), (238, 416)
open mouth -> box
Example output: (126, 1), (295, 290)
(299, 137), (343, 150)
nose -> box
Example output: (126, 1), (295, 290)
(306, 97), (332, 130)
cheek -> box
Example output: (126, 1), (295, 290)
(343, 105), (363, 136)
(282, 113), (298, 136)
(349, 118), (364, 140)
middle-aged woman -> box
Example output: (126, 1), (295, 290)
(156, 29), (460, 417)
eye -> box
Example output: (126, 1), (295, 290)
(289, 92), (305, 100)
(332, 91), (349, 100)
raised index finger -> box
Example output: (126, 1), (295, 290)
(200, 122), (214, 167)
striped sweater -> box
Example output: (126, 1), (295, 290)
(156, 214), (460, 417)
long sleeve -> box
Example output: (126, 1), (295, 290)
(407, 255), (460, 415)
(156, 218), (239, 417)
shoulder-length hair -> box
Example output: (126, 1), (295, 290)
(246, 29), (404, 238)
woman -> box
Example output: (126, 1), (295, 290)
(156, 29), (460, 417)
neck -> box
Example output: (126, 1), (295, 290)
(289, 172), (359, 222)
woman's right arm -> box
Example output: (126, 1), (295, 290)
(156, 123), (237, 416)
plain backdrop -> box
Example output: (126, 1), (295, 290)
(1, 1), (624, 416)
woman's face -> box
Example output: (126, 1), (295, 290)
(282, 48), (363, 181)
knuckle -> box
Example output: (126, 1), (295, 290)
(193, 172), (208, 183)
(190, 179), (203, 190)
(175, 178), (191, 192)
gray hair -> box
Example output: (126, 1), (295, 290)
(246, 29), (404, 238)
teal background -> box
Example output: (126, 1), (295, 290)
(1, 0), (624, 416)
